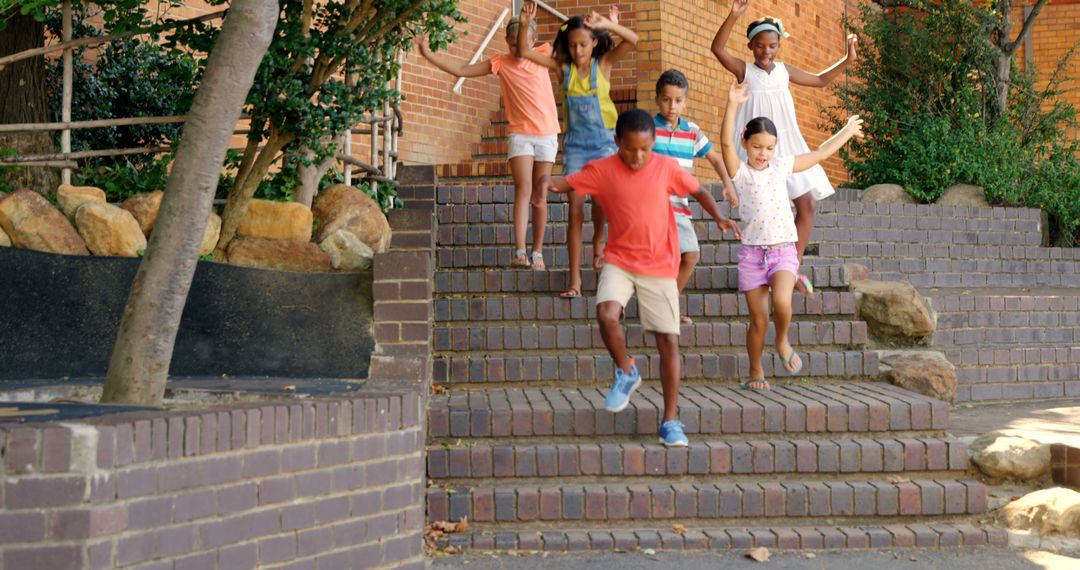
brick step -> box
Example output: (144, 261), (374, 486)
(427, 382), (948, 439)
(425, 477), (987, 525)
(435, 349), (878, 385)
(434, 291), (857, 322)
(433, 265), (854, 296)
(431, 522), (1006, 552)
(426, 436), (970, 480)
(867, 270), (1075, 289)
(432, 320), (869, 354)
(933, 324), (1078, 345)
(957, 377), (1080, 402)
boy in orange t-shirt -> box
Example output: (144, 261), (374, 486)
(537, 109), (742, 446)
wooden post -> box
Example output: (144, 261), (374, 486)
(344, 69), (354, 187)
(61, 1), (72, 185)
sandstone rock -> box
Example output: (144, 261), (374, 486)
(120, 191), (164, 237)
(200, 213), (222, 257)
(842, 262), (871, 284)
(937, 183), (989, 207)
(0, 226), (10, 247)
(1002, 488), (1080, 537)
(970, 431), (1051, 481)
(319, 228), (374, 271)
(880, 351), (957, 403)
(860, 183), (916, 205)
(74, 202), (147, 257)
(312, 184), (391, 253)
(0, 189), (89, 255)
(226, 237), (331, 272)
(850, 280), (935, 340)
(237, 199), (313, 241)
(56, 184), (106, 221)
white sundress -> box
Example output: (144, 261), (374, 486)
(734, 62), (835, 201)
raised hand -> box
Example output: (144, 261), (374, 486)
(730, 0), (749, 16)
(584, 10), (612, 31)
(846, 34), (858, 60)
(414, 34), (431, 55)
(608, 4), (620, 24)
(845, 115), (865, 140)
(521, 1), (536, 23)
(728, 81), (751, 104)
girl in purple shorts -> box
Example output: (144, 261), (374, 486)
(720, 81), (864, 391)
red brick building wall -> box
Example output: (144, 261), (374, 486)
(1013, 0), (1080, 142)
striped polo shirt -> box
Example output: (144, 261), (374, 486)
(653, 114), (713, 218)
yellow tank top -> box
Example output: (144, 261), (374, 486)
(563, 59), (618, 129)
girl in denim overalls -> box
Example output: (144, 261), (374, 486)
(518, 2), (638, 298)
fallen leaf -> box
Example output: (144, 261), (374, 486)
(282, 385), (296, 391)
(747, 547), (770, 562)
(628, 545), (641, 552)
(886, 475), (909, 484)
(909, 556), (918, 561)
(432, 384), (447, 394)
(455, 516), (469, 533)
(642, 548), (656, 556)
(443, 545), (461, 555)
(672, 524), (687, 534)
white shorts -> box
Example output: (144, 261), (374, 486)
(508, 133), (558, 163)
(596, 263), (681, 335)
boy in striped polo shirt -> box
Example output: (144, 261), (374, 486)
(653, 69), (739, 324)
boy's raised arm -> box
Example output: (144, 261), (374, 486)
(793, 115), (864, 173)
(711, 0), (748, 82)
(517, 2), (561, 71)
(415, 35), (493, 78)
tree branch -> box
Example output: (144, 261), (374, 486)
(1004, 0), (1049, 56)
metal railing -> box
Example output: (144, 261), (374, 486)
(0, 5), (401, 194)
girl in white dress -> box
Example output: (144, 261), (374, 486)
(711, 0), (858, 294)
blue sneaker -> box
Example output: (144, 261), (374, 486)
(658, 420), (689, 447)
(603, 359), (641, 413)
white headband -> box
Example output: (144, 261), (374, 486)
(748, 21), (790, 40)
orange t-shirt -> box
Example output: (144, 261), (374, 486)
(490, 43), (560, 137)
(567, 154), (699, 278)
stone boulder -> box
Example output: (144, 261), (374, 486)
(319, 228), (374, 271)
(226, 237), (331, 272)
(56, 184), (106, 221)
(880, 351), (957, 402)
(0, 189), (89, 255)
(312, 184), (391, 253)
(850, 280), (935, 341)
(120, 191), (163, 237)
(200, 213), (222, 257)
(937, 183), (989, 207)
(970, 431), (1051, 481)
(1002, 488), (1080, 537)
(237, 199), (313, 241)
(0, 226), (10, 247)
(860, 184), (916, 205)
(842, 262), (871, 284)
(74, 202), (147, 257)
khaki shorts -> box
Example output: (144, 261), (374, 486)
(596, 263), (681, 335)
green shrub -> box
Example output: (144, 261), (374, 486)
(827, 0), (1080, 246)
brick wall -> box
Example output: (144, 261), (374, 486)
(1012, 0), (1080, 142)
(0, 394), (425, 570)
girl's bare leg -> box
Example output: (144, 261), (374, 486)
(509, 155), (535, 266)
(564, 191), (585, 296)
(792, 193), (815, 295)
(744, 286), (770, 388)
(770, 271), (798, 370)
(530, 161), (554, 266)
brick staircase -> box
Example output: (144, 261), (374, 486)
(419, 181), (1039, 553)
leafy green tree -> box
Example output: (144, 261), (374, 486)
(827, 0), (1079, 246)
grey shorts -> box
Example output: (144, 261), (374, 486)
(676, 215), (700, 254)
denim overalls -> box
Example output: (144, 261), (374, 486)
(561, 58), (617, 174)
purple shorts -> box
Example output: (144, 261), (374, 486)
(737, 243), (800, 291)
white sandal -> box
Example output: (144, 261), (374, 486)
(510, 248), (530, 268)
(530, 251), (545, 270)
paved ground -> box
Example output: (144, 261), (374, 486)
(433, 548), (1079, 569)
(949, 397), (1080, 446)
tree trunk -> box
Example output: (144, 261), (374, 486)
(213, 129), (294, 258)
(100, 0), (279, 406)
(0, 13), (59, 196)
(293, 139), (338, 208)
